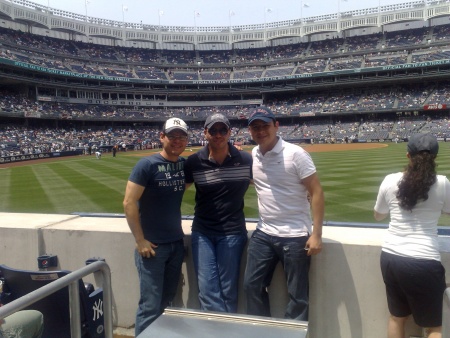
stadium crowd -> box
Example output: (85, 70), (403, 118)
(0, 80), (449, 121)
(2, 113), (450, 158)
(1, 23), (450, 81)
(1, 18), (450, 158)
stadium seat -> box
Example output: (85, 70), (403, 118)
(0, 264), (105, 338)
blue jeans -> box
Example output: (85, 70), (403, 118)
(134, 239), (184, 336)
(244, 229), (311, 320)
(191, 230), (248, 313)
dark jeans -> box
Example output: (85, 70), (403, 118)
(244, 229), (311, 320)
(191, 230), (248, 313)
(134, 239), (184, 336)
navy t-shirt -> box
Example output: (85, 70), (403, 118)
(184, 144), (252, 236)
(128, 154), (185, 243)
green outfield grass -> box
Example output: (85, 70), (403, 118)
(2, 142), (450, 225)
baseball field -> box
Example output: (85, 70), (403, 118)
(2, 141), (450, 226)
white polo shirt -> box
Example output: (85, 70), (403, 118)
(252, 137), (316, 237)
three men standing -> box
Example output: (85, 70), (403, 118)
(125, 109), (324, 333)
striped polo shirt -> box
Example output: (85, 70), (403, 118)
(184, 143), (252, 236)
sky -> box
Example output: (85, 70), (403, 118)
(31, 0), (413, 27)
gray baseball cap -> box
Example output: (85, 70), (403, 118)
(407, 133), (439, 155)
(204, 113), (230, 129)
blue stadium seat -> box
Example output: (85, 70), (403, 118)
(0, 264), (105, 338)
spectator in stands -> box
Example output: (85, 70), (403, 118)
(374, 133), (449, 338)
(123, 117), (189, 335)
(0, 310), (44, 338)
(184, 113), (252, 313)
(244, 107), (324, 321)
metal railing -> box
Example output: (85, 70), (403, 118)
(0, 261), (113, 338)
(443, 287), (450, 337)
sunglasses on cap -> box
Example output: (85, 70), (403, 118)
(208, 127), (229, 136)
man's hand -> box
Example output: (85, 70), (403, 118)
(136, 239), (158, 258)
(305, 233), (322, 256)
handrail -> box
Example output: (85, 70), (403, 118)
(0, 261), (113, 338)
(443, 288), (450, 337)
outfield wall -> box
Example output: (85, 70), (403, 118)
(0, 150), (83, 164)
(1, 212), (450, 338)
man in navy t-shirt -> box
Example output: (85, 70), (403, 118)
(123, 117), (189, 336)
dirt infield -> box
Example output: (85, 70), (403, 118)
(0, 143), (387, 168)
(177, 142), (387, 156)
(301, 142), (387, 153)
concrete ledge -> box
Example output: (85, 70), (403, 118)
(1, 212), (449, 338)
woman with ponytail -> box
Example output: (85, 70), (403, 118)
(374, 133), (450, 338)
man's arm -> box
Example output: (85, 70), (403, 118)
(303, 173), (324, 256)
(123, 181), (157, 258)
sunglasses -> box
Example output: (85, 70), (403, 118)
(208, 127), (229, 136)
(166, 134), (188, 141)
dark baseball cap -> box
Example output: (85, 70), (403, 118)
(407, 133), (439, 155)
(204, 113), (230, 129)
(248, 106), (276, 125)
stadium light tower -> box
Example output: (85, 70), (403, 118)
(122, 5), (128, 27)
(194, 10), (200, 30)
(300, 1), (310, 24)
(158, 10), (163, 31)
(194, 10), (200, 45)
(229, 10), (235, 43)
(229, 10), (235, 30)
(46, 0), (52, 28)
(338, 0), (349, 16)
(85, 0), (90, 22)
(337, 0), (348, 32)
(264, 8), (272, 41)
(378, 0), (381, 27)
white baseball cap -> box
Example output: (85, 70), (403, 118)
(163, 118), (188, 134)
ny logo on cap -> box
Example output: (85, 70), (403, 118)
(255, 108), (269, 115)
(172, 119), (181, 126)
(211, 113), (223, 120)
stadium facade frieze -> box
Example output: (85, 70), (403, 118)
(381, 59), (450, 70)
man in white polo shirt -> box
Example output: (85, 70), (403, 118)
(243, 106), (324, 321)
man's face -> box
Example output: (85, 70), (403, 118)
(160, 130), (188, 157)
(205, 122), (230, 150)
(249, 120), (279, 148)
